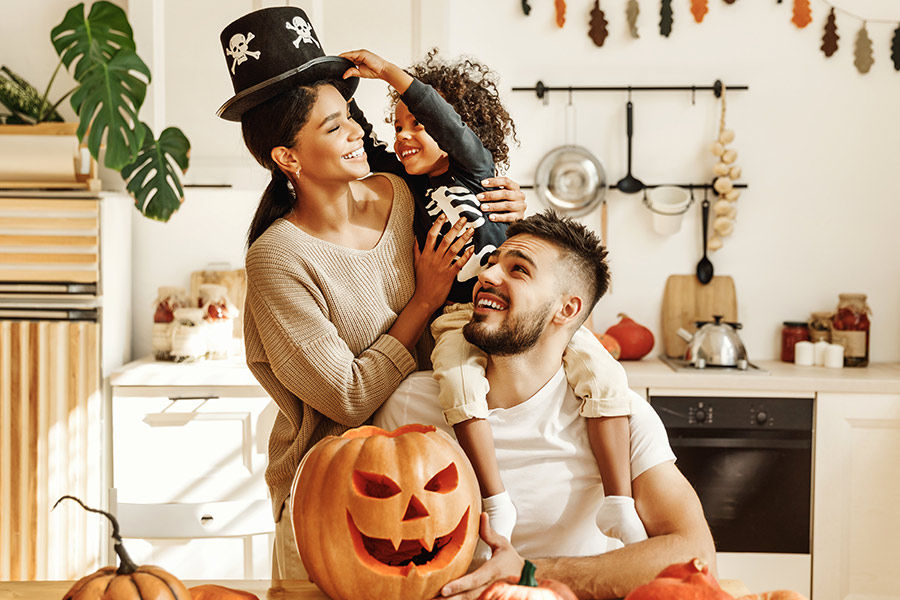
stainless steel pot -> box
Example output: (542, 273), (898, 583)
(535, 146), (607, 216)
(676, 315), (749, 369)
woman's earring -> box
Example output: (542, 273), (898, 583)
(295, 168), (301, 177)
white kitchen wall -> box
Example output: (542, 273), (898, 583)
(6, 0), (898, 362)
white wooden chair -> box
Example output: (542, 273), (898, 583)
(107, 488), (275, 579)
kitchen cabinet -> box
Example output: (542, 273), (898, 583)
(129, 0), (449, 188)
(109, 358), (277, 579)
(0, 192), (131, 581)
(812, 392), (900, 600)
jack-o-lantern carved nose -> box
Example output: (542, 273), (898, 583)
(403, 494), (429, 521)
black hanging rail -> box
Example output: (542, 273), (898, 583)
(513, 79), (748, 100)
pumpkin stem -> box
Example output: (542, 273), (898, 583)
(517, 560), (538, 587)
(53, 495), (140, 575)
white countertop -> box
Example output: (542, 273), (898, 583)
(624, 357), (900, 395)
(111, 355), (900, 396)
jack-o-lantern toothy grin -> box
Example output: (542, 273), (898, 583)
(292, 424), (481, 600)
(347, 508), (470, 574)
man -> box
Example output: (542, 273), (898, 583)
(374, 210), (715, 599)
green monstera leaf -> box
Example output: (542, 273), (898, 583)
(121, 124), (191, 222)
(51, 1), (150, 170)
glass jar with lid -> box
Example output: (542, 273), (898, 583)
(152, 286), (187, 361)
(831, 293), (871, 367)
(170, 308), (209, 362)
(198, 283), (237, 359)
(781, 322), (810, 363)
(807, 311), (832, 343)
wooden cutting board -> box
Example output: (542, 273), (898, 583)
(190, 266), (247, 339)
(661, 274), (738, 358)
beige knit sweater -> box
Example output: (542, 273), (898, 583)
(244, 173), (426, 521)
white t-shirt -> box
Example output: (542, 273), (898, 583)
(374, 367), (676, 558)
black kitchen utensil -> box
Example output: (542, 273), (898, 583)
(696, 190), (713, 284)
(615, 100), (645, 194)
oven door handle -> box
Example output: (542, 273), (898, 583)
(669, 437), (811, 449)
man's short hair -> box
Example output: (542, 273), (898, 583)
(506, 209), (610, 317)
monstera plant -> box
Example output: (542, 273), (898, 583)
(0, 1), (189, 222)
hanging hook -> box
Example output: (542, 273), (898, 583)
(691, 85), (696, 106)
(627, 86), (632, 102)
(567, 87), (573, 106)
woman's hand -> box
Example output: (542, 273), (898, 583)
(478, 176), (528, 223)
(413, 215), (474, 313)
(438, 513), (525, 600)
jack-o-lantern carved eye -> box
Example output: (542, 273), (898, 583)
(354, 470), (401, 498)
(424, 463), (458, 493)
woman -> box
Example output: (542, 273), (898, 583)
(217, 7), (525, 577)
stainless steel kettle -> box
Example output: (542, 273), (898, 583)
(676, 315), (749, 369)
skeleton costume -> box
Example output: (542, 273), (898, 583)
(352, 79), (507, 305)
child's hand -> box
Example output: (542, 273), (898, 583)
(478, 176), (528, 222)
(412, 215), (474, 312)
(339, 49), (390, 80)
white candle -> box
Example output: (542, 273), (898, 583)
(824, 343), (845, 369)
(794, 341), (814, 366)
(814, 340), (830, 366)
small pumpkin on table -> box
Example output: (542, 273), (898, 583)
(479, 560), (577, 600)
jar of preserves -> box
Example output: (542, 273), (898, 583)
(831, 293), (870, 367)
(781, 322), (810, 363)
(170, 308), (208, 362)
(152, 286), (187, 361)
(198, 283), (237, 359)
(808, 311), (832, 343)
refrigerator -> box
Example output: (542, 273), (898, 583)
(0, 190), (131, 580)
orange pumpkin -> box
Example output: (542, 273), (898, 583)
(624, 558), (732, 600)
(291, 424), (481, 600)
(479, 560), (578, 600)
(189, 584), (259, 600)
(604, 313), (655, 360)
(56, 495), (191, 600)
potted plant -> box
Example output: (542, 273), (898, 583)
(0, 1), (190, 222)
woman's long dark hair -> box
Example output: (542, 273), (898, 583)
(241, 81), (334, 248)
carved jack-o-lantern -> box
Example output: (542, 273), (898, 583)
(291, 424), (480, 600)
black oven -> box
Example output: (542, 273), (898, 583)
(650, 394), (813, 554)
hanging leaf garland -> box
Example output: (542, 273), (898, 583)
(892, 24), (900, 70)
(854, 22), (874, 73)
(792, 0), (812, 28)
(660, 0), (673, 37)
(589, 0), (610, 46)
(626, 0), (640, 38)
(691, 0), (709, 24)
(555, 0), (566, 27)
(821, 7), (839, 57)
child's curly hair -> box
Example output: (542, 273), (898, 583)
(387, 48), (519, 174)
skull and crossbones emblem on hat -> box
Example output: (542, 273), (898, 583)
(285, 16), (320, 49)
(226, 32), (261, 74)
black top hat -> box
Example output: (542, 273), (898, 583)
(217, 7), (358, 121)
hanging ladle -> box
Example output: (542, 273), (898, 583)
(615, 97), (645, 194)
(696, 188), (714, 285)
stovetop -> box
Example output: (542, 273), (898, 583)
(659, 355), (770, 375)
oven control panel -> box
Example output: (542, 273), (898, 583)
(649, 395), (813, 430)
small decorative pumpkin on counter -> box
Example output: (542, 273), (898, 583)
(479, 560), (578, 600)
(604, 313), (655, 360)
(55, 495), (191, 600)
(188, 584), (259, 600)
(291, 424), (481, 600)
(596, 332), (622, 360)
(624, 558), (732, 600)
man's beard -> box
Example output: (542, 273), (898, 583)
(463, 298), (552, 357)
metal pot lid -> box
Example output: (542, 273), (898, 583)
(535, 145), (607, 217)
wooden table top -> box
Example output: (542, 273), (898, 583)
(0, 577), (751, 599)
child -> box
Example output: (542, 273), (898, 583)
(340, 49), (647, 547)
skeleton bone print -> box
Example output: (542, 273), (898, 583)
(226, 32), (261, 74)
(426, 185), (494, 284)
(285, 16), (321, 49)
